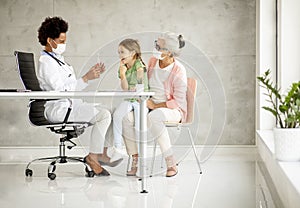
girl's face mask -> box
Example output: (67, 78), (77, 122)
(118, 45), (135, 63)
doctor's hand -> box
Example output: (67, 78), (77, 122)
(97, 62), (106, 74)
(92, 62), (105, 74)
(82, 62), (105, 83)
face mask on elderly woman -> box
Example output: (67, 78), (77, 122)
(152, 48), (165, 60)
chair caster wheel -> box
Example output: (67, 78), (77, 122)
(25, 169), (33, 177)
(48, 163), (56, 173)
(86, 171), (95, 178)
(85, 167), (95, 177)
(48, 173), (56, 180)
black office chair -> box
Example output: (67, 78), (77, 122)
(14, 51), (95, 180)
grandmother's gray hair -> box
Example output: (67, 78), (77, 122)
(160, 32), (185, 57)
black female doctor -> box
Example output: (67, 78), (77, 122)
(37, 16), (118, 176)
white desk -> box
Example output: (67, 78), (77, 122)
(0, 91), (153, 99)
(0, 90), (154, 193)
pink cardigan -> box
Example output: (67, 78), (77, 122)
(147, 57), (187, 122)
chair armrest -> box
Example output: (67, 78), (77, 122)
(47, 122), (92, 129)
(164, 121), (181, 127)
(164, 121), (191, 127)
(62, 99), (72, 128)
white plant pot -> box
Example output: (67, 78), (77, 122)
(273, 128), (300, 161)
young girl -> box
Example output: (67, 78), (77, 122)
(112, 39), (148, 175)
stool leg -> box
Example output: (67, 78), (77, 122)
(160, 154), (164, 168)
(187, 127), (202, 174)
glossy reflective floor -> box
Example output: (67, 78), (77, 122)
(0, 149), (279, 208)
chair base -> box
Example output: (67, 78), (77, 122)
(25, 155), (95, 180)
(25, 138), (95, 180)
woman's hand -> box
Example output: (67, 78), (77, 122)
(82, 62), (105, 83)
(147, 99), (156, 110)
(147, 99), (167, 110)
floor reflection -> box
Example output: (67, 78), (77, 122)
(256, 158), (284, 208)
(0, 153), (281, 208)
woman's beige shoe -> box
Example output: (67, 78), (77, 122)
(165, 155), (178, 177)
(126, 155), (138, 176)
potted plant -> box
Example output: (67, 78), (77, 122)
(257, 69), (300, 161)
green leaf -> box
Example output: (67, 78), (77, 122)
(262, 106), (278, 117)
(279, 105), (288, 113)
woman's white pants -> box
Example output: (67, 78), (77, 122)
(122, 108), (181, 157)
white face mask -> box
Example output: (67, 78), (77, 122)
(152, 48), (165, 60)
(51, 40), (66, 55)
(120, 53), (132, 62)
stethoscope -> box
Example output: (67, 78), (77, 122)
(43, 50), (68, 66)
(44, 50), (72, 77)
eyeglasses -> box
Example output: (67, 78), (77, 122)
(154, 40), (168, 51)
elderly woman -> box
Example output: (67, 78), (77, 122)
(123, 32), (187, 177)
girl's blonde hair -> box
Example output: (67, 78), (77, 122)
(119, 39), (142, 60)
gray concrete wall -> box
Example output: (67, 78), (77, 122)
(0, 0), (255, 146)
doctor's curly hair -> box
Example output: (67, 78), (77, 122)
(38, 16), (68, 46)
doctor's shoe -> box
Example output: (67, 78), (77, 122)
(84, 155), (110, 176)
(95, 167), (110, 176)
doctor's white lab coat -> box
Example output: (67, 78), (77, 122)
(37, 51), (98, 123)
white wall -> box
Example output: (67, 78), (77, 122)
(256, 0), (277, 130)
(0, 0), (256, 146)
(278, 0), (300, 91)
(257, 0), (300, 130)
